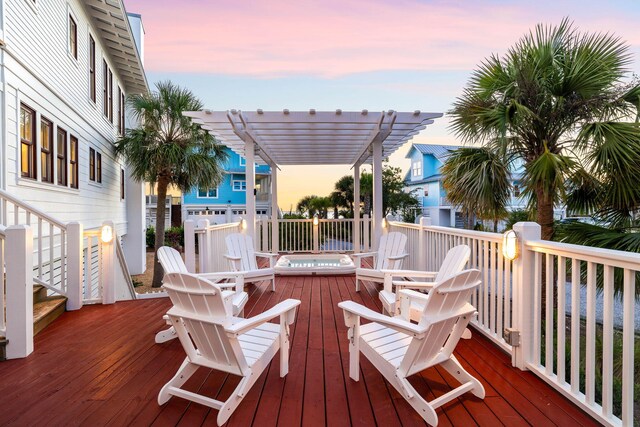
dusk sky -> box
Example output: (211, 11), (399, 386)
(125, 0), (640, 210)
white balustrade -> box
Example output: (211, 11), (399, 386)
(183, 219), (242, 273)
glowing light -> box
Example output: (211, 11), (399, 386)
(101, 224), (113, 243)
(502, 230), (519, 260)
(313, 215), (319, 226)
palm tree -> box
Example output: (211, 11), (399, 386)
(441, 147), (511, 231)
(449, 18), (640, 240)
(360, 172), (373, 216)
(115, 81), (227, 287)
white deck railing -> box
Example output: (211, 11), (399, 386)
(0, 225), (6, 335)
(0, 190), (71, 298)
(389, 220), (637, 427)
(184, 219), (242, 274)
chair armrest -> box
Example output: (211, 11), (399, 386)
(392, 280), (436, 290)
(351, 251), (377, 258)
(387, 253), (409, 261)
(398, 288), (429, 303)
(223, 254), (242, 261)
(380, 269), (438, 278)
(226, 299), (301, 336)
(255, 251), (278, 258)
(338, 301), (426, 337)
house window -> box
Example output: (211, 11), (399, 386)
(40, 118), (53, 183)
(89, 36), (96, 102)
(120, 169), (125, 199)
(69, 136), (78, 189)
(239, 156), (245, 166)
(412, 161), (422, 177)
(424, 188), (429, 197)
(97, 152), (102, 183)
(57, 127), (67, 186)
(20, 104), (37, 179)
(89, 147), (95, 181)
(197, 188), (218, 198)
(117, 87), (125, 135)
(232, 180), (246, 191)
(514, 184), (521, 197)
(69, 15), (77, 59)
(102, 60), (109, 117)
(108, 70), (113, 123)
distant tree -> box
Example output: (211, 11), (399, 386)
(330, 175), (355, 217)
(296, 195), (332, 218)
(382, 166), (420, 217)
(115, 81), (227, 287)
(441, 147), (511, 231)
(449, 18), (640, 240)
(360, 172), (373, 216)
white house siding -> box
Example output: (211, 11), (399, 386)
(1, 0), (136, 234)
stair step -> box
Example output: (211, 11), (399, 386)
(0, 338), (7, 362)
(33, 284), (47, 303)
(33, 297), (67, 336)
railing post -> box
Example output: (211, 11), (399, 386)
(197, 219), (210, 273)
(313, 218), (319, 253)
(101, 221), (116, 304)
(363, 214), (370, 252)
(511, 221), (541, 369)
(261, 215), (269, 252)
(418, 216), (430, 271)
(66, 221), (83, 311)
(184, 220), (196, 273)
(6, 225), (33, 359)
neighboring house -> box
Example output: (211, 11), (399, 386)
(182, 148), (272, 224)
(0, 0), (148, 274)
(403, 144), (528, 228)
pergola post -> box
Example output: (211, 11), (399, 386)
(245, 138), (256, 244)
(270, 163), (279, 253)
(353, 163), (360, 253)
(372, 139), (383, 248)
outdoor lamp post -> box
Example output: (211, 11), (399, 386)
(502, 229), (519, 260)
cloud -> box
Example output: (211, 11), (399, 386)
(128, 0), (640, 77)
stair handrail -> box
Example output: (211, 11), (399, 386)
(116, 235), (137, 300)
(0, 189), (67, 230)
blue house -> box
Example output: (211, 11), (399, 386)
(403, 144), (527, 227)
(182, 148), (272, 224)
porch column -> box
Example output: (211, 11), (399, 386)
(353, 163), (360, 253)
(372, 139), (383, 248)
(270, 163), (279, 253)
(245, 138), (256, 243)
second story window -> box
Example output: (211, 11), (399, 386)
(103, 60), (109, 117)
(20, 104), (37, 179)
(121, 169), (125, 200)
(197, 188), (218, 198)
(232, 180), (247, 191)
(89, 147), (101, 183)
(57, 127), (68, 186)
(89, 36), (96, 102)
(412, 161), (422, 177)
(117, 87), (125, 134)
(108, 70), (113, 123)
(514, 184), (521, 197)
(70, 136), (78, 189)
(40, 118), (53, 183)
(97, 152), (102, 183)
(69, 15), (78, 59)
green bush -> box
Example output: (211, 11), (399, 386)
(146, 226), (185, 250)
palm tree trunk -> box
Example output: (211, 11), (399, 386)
(536, 187), (555, 240)
(152, 177), (170, 288)
(363, 195), (371, 217)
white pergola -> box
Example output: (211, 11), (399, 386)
(184, 109), (442, 251)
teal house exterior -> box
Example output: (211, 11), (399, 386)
(182, 148), (272, 224)
(403, 144), (528, 227)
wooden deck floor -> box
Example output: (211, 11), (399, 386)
(0, 275), (599, 426)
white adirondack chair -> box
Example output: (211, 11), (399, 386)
(155, 246), (249, 343)
(158, 272), (300, 426)
(379, 244), (471, 318)
(339, 269), (485, 426)
(352, 231), (408, 292)
(225, 233), (277, 292)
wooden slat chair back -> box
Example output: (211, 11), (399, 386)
(159, 272), (300, 426)
(434, 244), (471, 282)
(375, 232), (408, 270)
(224, 233), (277, 291)
(155, 246), (249, 344)
(339, 269), (485, 426)
(226, 233), (258, 271)
(354, 231), (408, 292)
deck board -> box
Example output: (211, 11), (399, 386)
(0, 274), (600, 426)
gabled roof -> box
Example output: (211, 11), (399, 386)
(406, 144), (460, 162)
(185, 110), (443, 166)
(82, 0), (148, 94)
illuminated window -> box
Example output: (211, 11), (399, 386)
(20, 104), (36, 179)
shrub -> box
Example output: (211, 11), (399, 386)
(145, 226), (185, 251)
